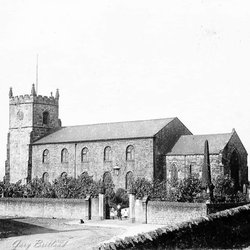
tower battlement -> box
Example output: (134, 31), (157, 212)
(9, 94), (59, 105)
(9, 85), (59, 106)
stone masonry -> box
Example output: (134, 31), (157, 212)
(32, 138), (154, 188)
(5, 85), (60, 183)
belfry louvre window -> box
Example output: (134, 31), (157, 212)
(42, 149), (49, 163)
(43, 111), (49, 125)
(61, 148), (69, 163)
(104, 146), (112, 161)
(81, 147), (89, 162)
(126, 145), (134, 161)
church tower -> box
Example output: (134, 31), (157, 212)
(5, 85), (61, 184)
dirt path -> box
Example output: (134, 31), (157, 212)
(0, 217), (126, 250)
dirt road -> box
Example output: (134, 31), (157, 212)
(0, 217), (126, 250)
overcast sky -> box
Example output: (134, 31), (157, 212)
(0, 0), (249, 180)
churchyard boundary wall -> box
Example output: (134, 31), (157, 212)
(0, 194), (248, 225)
(98, 203), (250, 249)
(0, 198), (92, 220)
(130, 193), (249, 225)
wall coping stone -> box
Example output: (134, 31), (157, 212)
(0, 197), (87, 204)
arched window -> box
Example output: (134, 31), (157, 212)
(81, 147), (89, 162)
(80, 171), (88, 178)
(42, 172), (49, 183)
(61, 172), (67, 178)
(125, 171), (133, 190)
(103, 171), (112, 188)
(170, 163), (178, 183)
(42, 149), (49, 163)
(126, 145), (135, 161)
(61, 148), (68, 163)
(104, 146), (112, 162)
(43, 111), (49, 125)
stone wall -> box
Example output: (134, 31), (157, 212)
(32, 138), (154, 189)
(99, 204), (250, 249)
(134, 199), (144, 223)
(8, 98), (34, 183)
(0, 198), (89, 219)
(32, 98), (60, 141)
(146, 201), (207, 225)
(91, 197), (100, 220)
(6, 92), (60, 184)
(154, 118), (192, 181)
(165, 130), (248, 187)
(207, 202), (249, 214)
(223, 130), (248, 186)
(8, 128), (33, 183)
(166, 154), (223, 180)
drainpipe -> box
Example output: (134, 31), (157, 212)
(74, 143), (77, 178)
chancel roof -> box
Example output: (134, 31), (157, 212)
(33, 118), (175, 144)
(167, 133), (233, 155)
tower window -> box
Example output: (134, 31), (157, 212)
(42, 149), (49, 163)
(61, 148), (69, 163)
(126, 145), (135, 161)
(81, 147), (89, 162)
(43, 111), (49, 125)
(104, 146), (112, 162)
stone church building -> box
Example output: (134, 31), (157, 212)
(5, 85), (248, 190)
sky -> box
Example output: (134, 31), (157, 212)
(0, 0), (249, 180)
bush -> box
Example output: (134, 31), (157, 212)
(131, 176), (202, 202)
(53, 173), (101, 199)
(110, 188), (129, 208)
(25, 177), (55, 198)
(175, 176), (202, 202)
(132, 177), (153, 199)
(2, 173), (101, 199)
(213, 174), (246, 203)
(3, 180), (24, 198)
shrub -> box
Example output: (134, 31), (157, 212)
(53, 173), (100, 199)
(110, 188), (129, 208)
(25, 177), (55, 198)
(3, 180), (25, 198)
(131, 176), (202, 202)
(132, 177), (153, 199)
(175, 176), (202, 202)
(213, 174), (246, 203)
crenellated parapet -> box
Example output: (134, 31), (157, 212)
(9, 85), (59, 106)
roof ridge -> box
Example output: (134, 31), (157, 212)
(61, 117), (176, 128)
(179, 132), (231, 137)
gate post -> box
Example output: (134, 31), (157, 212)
(84, 195), (91, 220)
(129, 193), (135, 223)
(99, 193), (105, 220)
(142, 196), (149, 224)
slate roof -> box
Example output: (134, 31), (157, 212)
(33, 118), (175, 144)
(167, 133), (233, 155)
